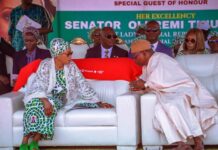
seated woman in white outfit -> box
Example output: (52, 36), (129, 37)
(19, 38), (112, 150)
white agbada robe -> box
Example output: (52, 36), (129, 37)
(140, 52), (218, 144)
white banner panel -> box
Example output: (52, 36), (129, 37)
(57, 0), (218, 11)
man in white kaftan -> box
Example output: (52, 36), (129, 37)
(130, 39), (218, 150)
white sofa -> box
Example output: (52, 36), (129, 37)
(141, 54), (218, 150)
(0, 80), (141, 150)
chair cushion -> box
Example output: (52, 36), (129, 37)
(13, 108), (117, 127)
(13, 58), (141, 91)
(65, 108), (117, 127)
(13, 59), (41, 91)
(73, 58), (142, 81)
(88, 80), (129, 105)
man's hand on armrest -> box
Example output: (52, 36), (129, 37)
(129, 79), (148, 91)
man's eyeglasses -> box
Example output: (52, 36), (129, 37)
(208, 40), (218, 44)
(185, 38), (196, 44)
(145, 28), (160, 33)
(105, 34), (117, 39)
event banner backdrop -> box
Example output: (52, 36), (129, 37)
(49, 0), (218, 47)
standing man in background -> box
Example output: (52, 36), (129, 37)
(144, 20), (173, 57)
(8, 0), (52, 51)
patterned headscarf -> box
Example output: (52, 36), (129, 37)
(23, 26), (40, 40)
(50, 38), (69, 57)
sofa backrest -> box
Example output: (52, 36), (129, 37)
(176, 54), (218, 101)
(88, 79), (129, 106)
(176, 54), (218, 77)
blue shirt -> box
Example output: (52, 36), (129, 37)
(26, 48), (36, 63)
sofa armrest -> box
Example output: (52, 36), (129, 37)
(116, 92), (141, 146)
(0, 92), (24, 147)
(141, 92), (166, 146)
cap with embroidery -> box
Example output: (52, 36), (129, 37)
(50, 38), (69, 57)
(23, 26), (40, 40)
(131, 40), (151, 53)
(197, 21), (210, 30)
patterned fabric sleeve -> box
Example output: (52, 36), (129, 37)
(73, 63), (100, 102)
(24, 59), (50, 103)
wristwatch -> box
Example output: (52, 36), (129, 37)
(144, 82), (149, 89)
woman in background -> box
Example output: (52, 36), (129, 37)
(177, 28), (209, 56)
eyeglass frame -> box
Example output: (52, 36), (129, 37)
(185, 38), (196, 44)
(145, 28), (160, 33)
(104, 34), (117, 40)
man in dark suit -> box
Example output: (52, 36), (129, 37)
(13, 47), (51, 75)
(0, 37), (15, 95)
(144, 20), (173, 57)
(86, 27), (128, 58)
(12, 26), (51, 83)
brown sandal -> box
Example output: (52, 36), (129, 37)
(194, 142), (204, 150)
(172, 143), (193, 150)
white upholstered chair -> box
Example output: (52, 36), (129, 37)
(0, 79), (141, 150)
(116, 37), (130, 52)
(70, 37), (89, 59)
